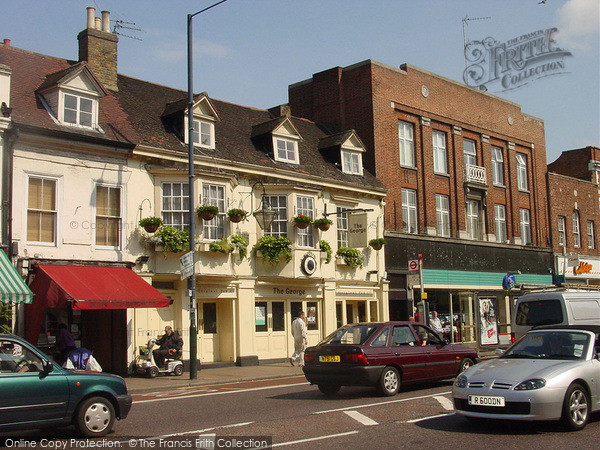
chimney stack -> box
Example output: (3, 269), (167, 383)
(3, 39), (10, 47)
(78, 7), (118, 91)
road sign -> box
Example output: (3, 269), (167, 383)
(417, 252), (423, 260)
(408, 259), (419, 272)
(180, 251), (194, 280)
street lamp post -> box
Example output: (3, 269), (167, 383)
(187, 0), (229, 380)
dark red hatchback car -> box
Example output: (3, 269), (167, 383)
(303, 321), (478, 396)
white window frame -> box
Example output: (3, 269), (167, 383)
(520, 208), (532, 245)
(402, 188), (418, 234)
(491, 146), (504, 186)
(273, 137), (299, 164)
(435, 194), (450, 237)
(337, 207), (349, 248)
(588, 220), (595, 249)
(432, 131), (448, 174)
(398, 121), (415, 168)
(463, 139), (477, 166)
(494, 204), (507, 243)
(95, 184), (123, 249)
(192, 119), (215, 149)
(516, 153), (528, 191)
(466, 200), (480, 240)
(61, 91), (96, 129)
(26, 175), (58, 245)
(161, 182), (190, 231)
(296, 195), (315, 248)
(341, 150), (363, 175)
(201, 183), (226, 240)
(265, 195), (288, 237)
(558, 216), (566, 246)
(572, 210), (581, 248)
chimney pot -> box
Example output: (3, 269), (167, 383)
(94, 17), (101, 30)
(86, 6), (95, 29)
(101, 11), (110, 33)
(3, 39), (10, 47)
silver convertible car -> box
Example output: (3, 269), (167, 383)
(453, 326), (600, 430)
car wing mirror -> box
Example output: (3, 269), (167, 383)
(42, 359), (54, 375)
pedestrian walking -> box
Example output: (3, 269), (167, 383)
(290, 310), (307, 367)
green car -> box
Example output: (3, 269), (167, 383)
(0, 334), (131, 437)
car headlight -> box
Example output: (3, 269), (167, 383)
(454, 374), (468, 388)
(514, 378), (546, 390)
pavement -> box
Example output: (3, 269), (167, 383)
(124, 361), (305, 393)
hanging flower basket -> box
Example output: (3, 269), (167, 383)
(313, 218), (333, 232)
(293, 214), (312, 229)
(369, 238), (386, 251)
(227, 208), (247, 223)
(139, 217), (163, 234)
(196, 205), (219, 221)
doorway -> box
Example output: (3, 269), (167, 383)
(198, 302), (219, 362)
(254, 301), (287, 359)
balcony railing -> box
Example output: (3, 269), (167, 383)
(464, 164), (487, 185)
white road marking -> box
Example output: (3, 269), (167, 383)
(344, 410), (378, 426)
(403, 412), (455, 423)
(270, 431), (360, 448)
(434, 395), (454, 411)
(134, 382), (309, 404)
(314, 391), (452, 414)
(118, 421), (253, 442)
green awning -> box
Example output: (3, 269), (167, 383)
(0, 250), (33, 304)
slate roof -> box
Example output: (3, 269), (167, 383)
(0, 43), (385, 192)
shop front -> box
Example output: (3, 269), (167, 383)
(25, 264), (171, 374)
(555, 255), (600, 285)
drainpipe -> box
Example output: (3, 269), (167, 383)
(2, 125), (18, 258)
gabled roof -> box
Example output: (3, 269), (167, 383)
(319, 130), (365, 151)
(36, 61), (107, 96)
(0, 45), (136, 146)
(161, 92), (221, 121)
(251, 115), (302, 140)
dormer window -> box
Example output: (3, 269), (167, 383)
(63, 93), (94, 127)
(275, 137), (298, 164)
(341, 150), (362, 175)
(184, 94), (220, 150)
(193, 119), (215, 148)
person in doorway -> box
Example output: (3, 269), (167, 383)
(290, 310), (307, 367)
(430, 311), (444, 336)
(55, 323), (76, 365)
(153, 326), (183, 369)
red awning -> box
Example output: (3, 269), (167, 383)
(25, 265), (171, 343)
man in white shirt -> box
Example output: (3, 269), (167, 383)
(430, 311), (444, 336)
(290, 310), (307, 367)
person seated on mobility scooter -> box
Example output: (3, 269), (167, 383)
(153, 326), (183, 367)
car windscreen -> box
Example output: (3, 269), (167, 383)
(502, 331), (590, 360)
(515, 300), (563, 326)
(320, 325), (379, 345)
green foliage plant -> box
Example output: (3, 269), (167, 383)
(369, 238), (386, 250)
(231, 234), (248, 259)
(139, 217), (163, 227)
(209, 238), (234, 254)
(319, 240), (332, 264)
(253, 235), (293, 266)
(336, 247), (363, 269)
(155, 226), (190, 253)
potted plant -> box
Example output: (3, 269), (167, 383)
(139, 216), (163, 233)
(209, 238), (234, 254)
(155, 226), (190, 254)
(252, 235), (293, 266)
(369, 238), (386, 251)
(196, 204), (219, 221)
(293, 214), (313, 229)
(227, 208), (247, 223)
(319, 240), (332, 264)
(336, 247), (363, 269)
(313, 217), (333, 232)
(231, 234), (248, 259)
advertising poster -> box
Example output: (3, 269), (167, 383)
(255, 305), (266, 326)
(478, 297), (498, 345)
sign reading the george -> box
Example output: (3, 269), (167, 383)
(180, 251), (194, 280)
(408, 260), (419, 272)
(348, 212), (368, 247)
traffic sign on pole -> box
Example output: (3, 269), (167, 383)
(408, 260), (419, 272)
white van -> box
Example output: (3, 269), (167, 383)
(512, 290), (600, 340)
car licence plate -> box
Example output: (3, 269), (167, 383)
(319, 355), (340, 363)
(468, 395), (505, 407)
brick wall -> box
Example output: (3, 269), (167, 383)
(289, 59), (550, 247)
(78, 28), (118, 91)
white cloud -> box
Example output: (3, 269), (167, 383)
(556, 0), (599, 50)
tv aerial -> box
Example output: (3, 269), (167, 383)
(112, 19), (143, 41)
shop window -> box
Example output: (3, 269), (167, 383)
(255, 302), (267, 332)
(336, 302), (343, 329)
(272, 302), (285, 332)
(307, 302), (318, 331)
(27, 176), (57, 244)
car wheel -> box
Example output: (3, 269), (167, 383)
(318, 384), (341, 396)
(377, 366), (400, 396)
(173, 364), (184, 376)
(458, 357), (475, 374)
(75, 396), (115, 437)
(561, 383), (590, 431)
(147, 366), (159, 378)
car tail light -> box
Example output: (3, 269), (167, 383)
(343, 352), (368, 365)
(510, 332), (515, 343)
(304, 353), (316, 364)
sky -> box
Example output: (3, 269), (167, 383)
(1, 0), (598, 163)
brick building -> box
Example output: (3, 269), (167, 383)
(289, 60), (554, 347)
(548, 146), (600, 284)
